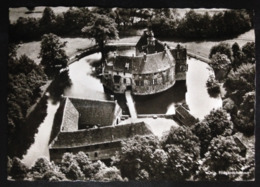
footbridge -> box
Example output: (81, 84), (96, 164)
(125, 91), (137, 119)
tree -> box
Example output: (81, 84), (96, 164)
(191, 122), (212, 157)
(209, 43), (232, 60)
(30, 157), (54, 175)
(206, 75), (221, 97)
(39, 33), (68, 77)
(60, 152), (84, 180)
(242, 42), (255, 63)
(210, 53), (231, 81)
(39, 7), (56, 34)
(66, 162), (85, 180)
(231, 42), (245, 70)
(62, 7), (91, 36)
(28, 157), (66, 181)
(233, 91), (255, 135)
(9, 157), (28, 180)
(203, 108), (233, 138)
(81, 13), (119, 61)
(224, 63), (255, 105)
(161, 126), (200, 159)
(83, 160), (107, 180)
(166, 144), (199, 180)
(93, 166), (124, 181)
(113, 135), (160, 180)
(197, 135), (245, 181)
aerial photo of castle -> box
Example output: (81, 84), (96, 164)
(6, 6), (255, 183)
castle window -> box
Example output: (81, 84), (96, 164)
(177, 52), (180, 59)
(94, 152), (98, 157)
(124, 79), (126, 84)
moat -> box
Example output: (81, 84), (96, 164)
(22, 48), (222, 166)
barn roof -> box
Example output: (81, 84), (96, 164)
(49, 122), (153, 149)
(68, 97), (117, 127)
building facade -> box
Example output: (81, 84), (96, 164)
(102, 29), (188, 95)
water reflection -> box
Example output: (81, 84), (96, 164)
(22, 98), (60, 167)
(186, 58), (222, 120)
(63, 53), (109, 100)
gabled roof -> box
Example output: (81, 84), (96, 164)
(175, 105), (197, 126)
(49, 122), (153, 149)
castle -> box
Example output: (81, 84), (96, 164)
(102, 29), (188, 95)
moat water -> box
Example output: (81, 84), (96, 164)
(22, 51), (223, 167)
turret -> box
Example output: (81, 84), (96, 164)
(147, 30), (156, 54)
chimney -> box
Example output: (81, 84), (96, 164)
(143, 53), (147, 62)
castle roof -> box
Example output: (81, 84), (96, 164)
(132, 51), (175, 74)
(110, 50), (175, 74)
(49, 122), (153, 149)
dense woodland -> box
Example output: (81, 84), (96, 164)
(9, 7), (253, 42)
(7, 7), (255, 181)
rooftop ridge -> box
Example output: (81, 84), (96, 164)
(62, 96), (116, 104)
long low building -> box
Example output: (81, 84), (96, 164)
(49, 96), (153, 163)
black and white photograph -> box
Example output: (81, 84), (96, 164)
(5, 5), (256, 183)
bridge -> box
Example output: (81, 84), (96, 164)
(125, 91), (137, 119)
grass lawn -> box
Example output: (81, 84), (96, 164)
(16, 38), (95, 65)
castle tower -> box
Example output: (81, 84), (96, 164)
(146, 30), (156, 54)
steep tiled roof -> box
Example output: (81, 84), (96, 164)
(110, 50), (175, 74)
(68, 97), (116, 127)
(131, 51), (175, 74)
(49, 122), (153, 149)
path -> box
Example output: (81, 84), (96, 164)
(125, 91), (137, 119)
